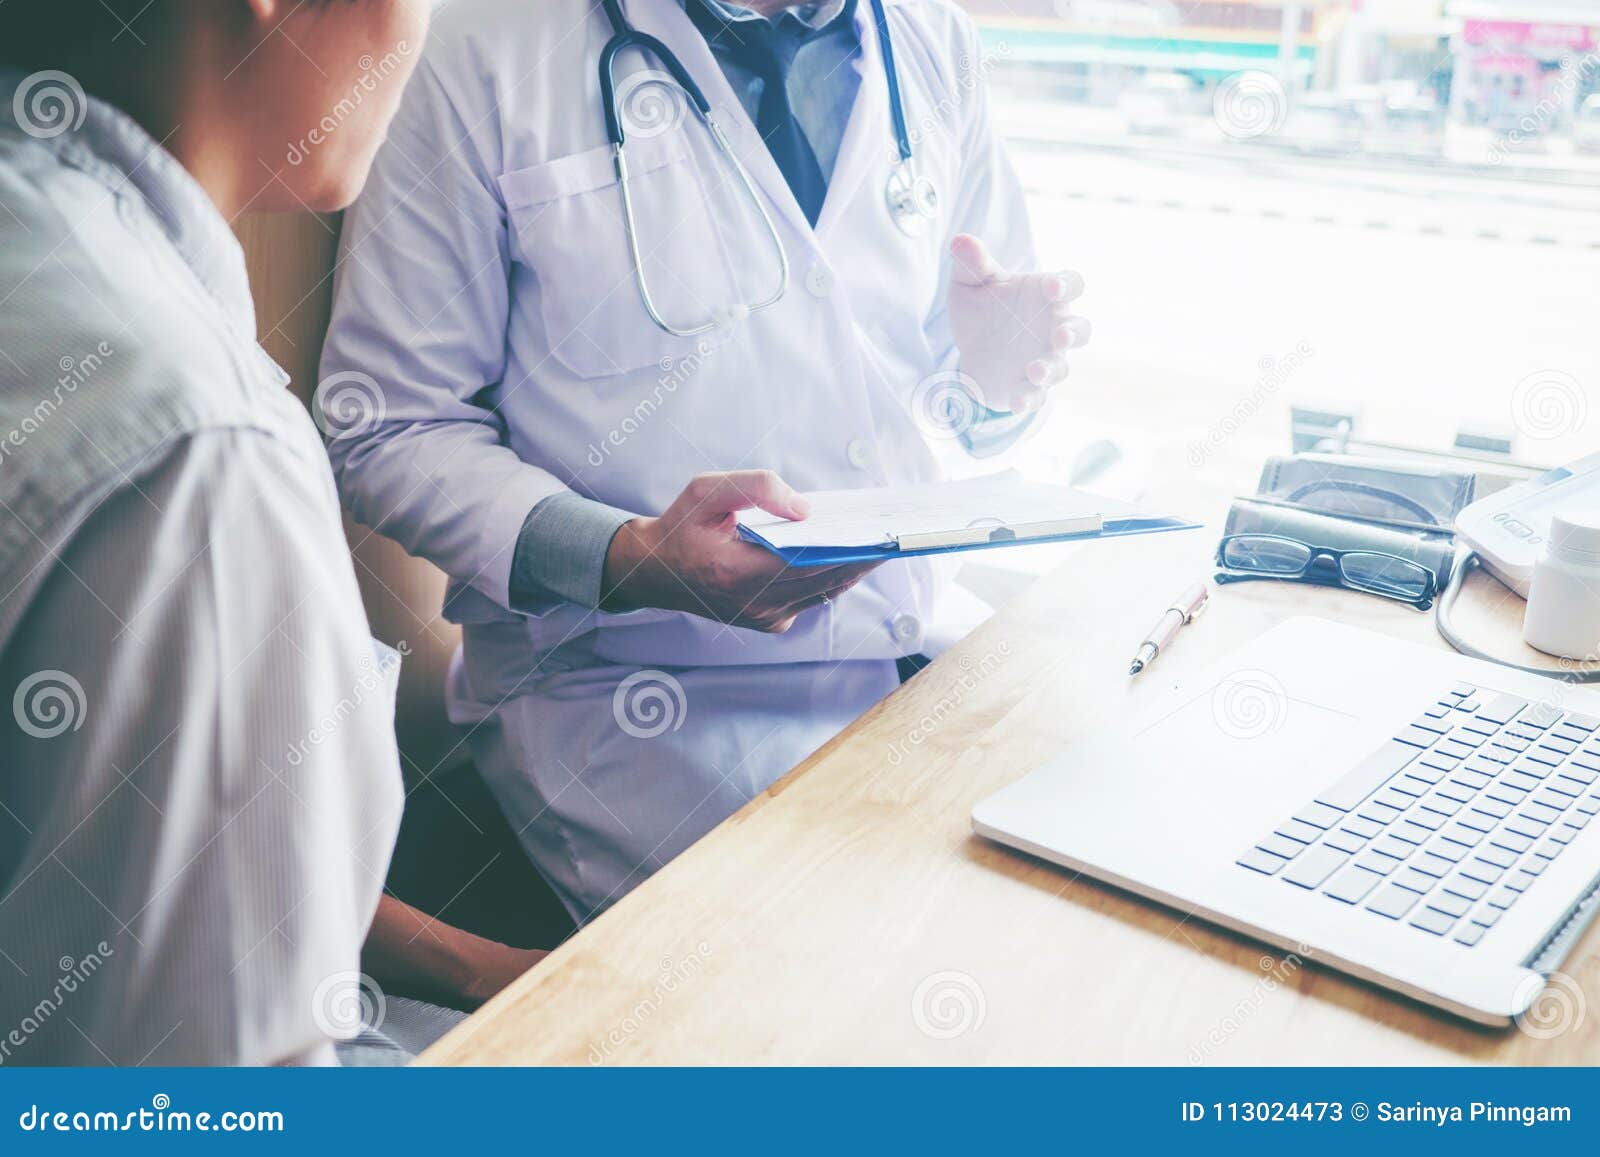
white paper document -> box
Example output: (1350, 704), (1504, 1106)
(738, 470), (1132, 551)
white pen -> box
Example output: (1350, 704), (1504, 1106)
(1128, 582), (1209, 676)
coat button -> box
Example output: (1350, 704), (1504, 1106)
(891, 613), (921, 643)
(805, 264), (834, 298)
(846, 439), (874, 469)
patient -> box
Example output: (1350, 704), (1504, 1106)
(0, 0), (535, 1064)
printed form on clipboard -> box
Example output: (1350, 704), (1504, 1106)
(736, 470), (1199, 566)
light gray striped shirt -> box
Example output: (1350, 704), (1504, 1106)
(0, 73), (402, 1065)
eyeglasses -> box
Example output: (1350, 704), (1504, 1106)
(1214, 533), (1440, 609)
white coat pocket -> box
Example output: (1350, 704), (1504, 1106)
(499, 131), (747, 380)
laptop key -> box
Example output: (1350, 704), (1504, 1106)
(1523, 703), (1563, 729)
(1293, 802), (1345, 830)
(1460, 859), (1505, 885)
(1275, 818), (1323, 844)
(1372, 834), (1415, 860)
(1503, 771), (1543, 793)
(1523, 802), (1563, 825)
(1395, 725), (1441, 749)
(1366, 884), (1422, 920)
(1323, 828), (1367, 854)
(1410, 907), (1457, 936)
(1357, 850), (1402, 876)
(1487, 886), (1520, 910)
(1281, 846), (1349, 890)
(1476, 693), (1527, 725)
(1317, 740), (1421, 812)
(1441, 823), (1484, 848)
(1426, 891), (1472, 919)
(1392, 866), (1437, 894)
(1455, 922), (1488, 946)
(1413, 852), (1456, 878)
(1442, 874), (1489, 901)
(1535, 838), (1566, 860)
(1391, 820), (1434, 845)
(1475, 844), (1517, 870)
(1358, 801), (1404, 825)
(1564, 712), (1599, 732)
(1471, 797), (1513, 821)
(1237, 848), (1288, 876)
(1473, 906), (1502, 928)
(1488, 829), (1534, 855)
(1422, 837), (1465, 863)
(1256, 833), (1303, 860)
(1419, 793), (1462, 818)
(1342, 815), (1385, 839)
(1323, 865), (1384, 905)
(1504, 869), (1538, 893)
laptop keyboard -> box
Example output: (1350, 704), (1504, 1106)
(1236, 684), (1600, 946)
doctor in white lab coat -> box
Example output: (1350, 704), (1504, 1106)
(320, 0), (1089, 920)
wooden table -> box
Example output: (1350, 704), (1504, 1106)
(423, 464), (1600, 1066)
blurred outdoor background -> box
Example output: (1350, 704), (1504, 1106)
(957, 0), (1600, 494)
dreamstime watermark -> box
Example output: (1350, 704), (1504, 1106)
(588, 941), (711, 1063)
(310, 970), (386, 1040)
(12, 71), (87, 140)
(0, 342), (115, 470)
(886, 642), (1012, 765)
(285, 42), (416, 165)
(284, 641), (409, 767)
(16, 1095), (284, 1134)
(1510, 369), (1587, 442)
(899, 41), (1011, 156)
(908, 369), (990, 442)
(0, 941), (114, 1065)
(587, 341), (715, 467)
(911, 970), (986, 1040)
(12, 670), (87, 740)
(613, 669), (688, 739)
(616, 69), (688, 139)
(1212, 70), (1288, 141)
(1187, 946), (1307, 1064)
(1513, 971), (1587, 1040)
(1211, 668), (1289, 740)
(1188, 340), (1313, 467)
(313, 370), (387, 441)
(1489, 52), (1598, 164)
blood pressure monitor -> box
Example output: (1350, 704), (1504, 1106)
(1456, 451), (1600, 597)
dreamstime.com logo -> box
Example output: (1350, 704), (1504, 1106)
(311, 971), (386, 1040)
(616, 69), (688, 139)
(588, 941), (711, 1063)
(313, 370), (387, 441)
(1211, 668), (1289, 740)
(285, 43), (416, 165)
(911, 970), (987, 1040)
(12, 670), (87, 740)
(1510, 369), (1587, 442)
(0, 341), (116, 470)
(0, 942), (114, 1065)
(12, 70), (87, 140)
(1212, 69), (1288, 140)
(613, 670), (688, 739)
(1513, 971), (1587, 1040)
(17, 1095), (283, 1134)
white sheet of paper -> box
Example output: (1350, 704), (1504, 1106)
(739, 470), (1135, 549)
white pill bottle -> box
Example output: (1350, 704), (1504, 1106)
(1523, 511), (1600, 661)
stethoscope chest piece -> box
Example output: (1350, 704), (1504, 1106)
(885, 162), (938, 237)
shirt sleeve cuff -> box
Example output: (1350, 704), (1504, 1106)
(960, 402), (1039, 459)
(510, 492), (636, 611)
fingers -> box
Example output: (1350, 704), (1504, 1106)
(949, 233), (1005, 287)
(1053, 315), (1093, 352)
(1025, 355), (1070, 389)
(1038, 269), (1086, 305)
(680, 469), (809, 524)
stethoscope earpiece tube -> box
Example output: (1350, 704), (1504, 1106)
(1435, 550), (1600, 683)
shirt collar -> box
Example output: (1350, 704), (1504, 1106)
(689, 0), (848, 31)
(0, 68), (256, 341)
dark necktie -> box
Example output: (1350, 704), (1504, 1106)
(684, 0), (855, 225)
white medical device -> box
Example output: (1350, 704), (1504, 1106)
(1456, 451), (1600, 597)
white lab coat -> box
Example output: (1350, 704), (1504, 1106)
(320, 0), (1034, 918)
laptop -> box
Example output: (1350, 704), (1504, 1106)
(972, 617), (1600, 1025)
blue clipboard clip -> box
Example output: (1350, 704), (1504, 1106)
(737, 514), (1201, 567)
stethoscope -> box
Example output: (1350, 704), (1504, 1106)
(597, 0), (937, 337)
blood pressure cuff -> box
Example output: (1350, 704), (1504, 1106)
(1223, 496), (1459, 589)
(1253, 453), (1476, 529)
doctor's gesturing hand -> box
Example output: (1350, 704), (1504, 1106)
(948, 234), (1092, 416)
(600, 470), (881, 634)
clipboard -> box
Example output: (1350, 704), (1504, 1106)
(735, 473), (1198, 566)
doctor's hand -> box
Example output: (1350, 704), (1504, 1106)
(947, 234), (1091, 415)
(601, 470), (880, 633)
